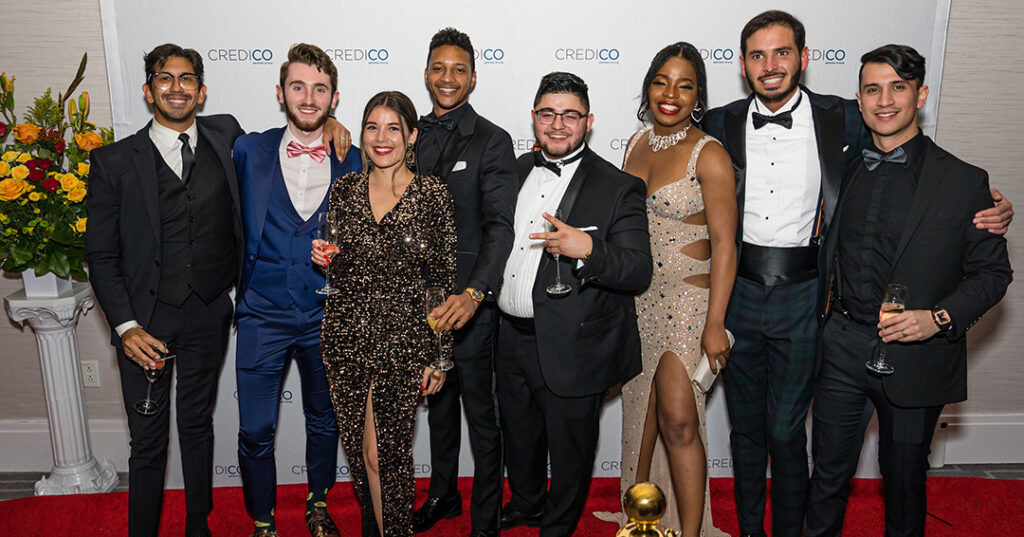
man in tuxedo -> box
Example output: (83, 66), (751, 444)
(495, 72), (651, 537)
(231, 43), (361, 537)
(703, 11), (1013, 536)
(85, 43), (244, 537)
(410, 28), (518, 537)
(805, 44), (1011, 537)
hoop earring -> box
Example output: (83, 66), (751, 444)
(690, 104), (705, 123)
(405, 145), (416, 169)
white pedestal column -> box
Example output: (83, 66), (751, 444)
(4, 282), (118, 495)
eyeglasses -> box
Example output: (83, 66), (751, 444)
(148, 72), (202, 90)
(533, 108), (588, 127)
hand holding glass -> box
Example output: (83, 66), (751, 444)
(425, 286), (454, 372)
(316, 211), (341, 295)
(135, 353), (174, 416)
(867, 283), (907, 375)
(545, 209), (572, 297)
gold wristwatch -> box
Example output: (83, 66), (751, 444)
(465, 287), (485, 303)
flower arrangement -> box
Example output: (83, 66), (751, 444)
(0, 54), (111, 279)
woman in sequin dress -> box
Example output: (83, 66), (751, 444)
(598, 43), (736, 537)
(312, 91), (457, 537)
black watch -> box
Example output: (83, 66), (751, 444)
(931, 307), (952, 332)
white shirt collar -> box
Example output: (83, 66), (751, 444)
(541, 143), (585, 164)
(149, 119), (197, 151)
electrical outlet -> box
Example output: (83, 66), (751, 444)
(81, 360), (100, 388)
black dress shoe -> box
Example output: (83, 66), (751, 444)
(467, 530), (497, 537)
(412, 495), (462, 533)
(499, 503), (543, 530)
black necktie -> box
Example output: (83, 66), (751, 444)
(417, 114), (455, 133)
(179, 133), (195, 181)
(861, 146), (908, 171)
(751, 92), (803, 130)
(532, 149), (584, 176)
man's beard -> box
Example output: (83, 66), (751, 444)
(287, 106), (329, 134)
(746, 67), (803, 105)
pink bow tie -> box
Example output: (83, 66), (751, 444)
(286, 140), (328, 163)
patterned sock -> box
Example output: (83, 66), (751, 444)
(254, 510), (275, 532)
(306, 488), (328, 514)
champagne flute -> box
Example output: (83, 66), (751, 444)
(316, 211), (341, 295)
(545, 208), (572, 297)
(425, 286), (454, 372)
(134, 352), (175, 416)
(866, 283), (907, 375)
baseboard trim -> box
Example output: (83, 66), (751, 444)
(0, 419), (129, 472)
(936, 413), (1024, 464)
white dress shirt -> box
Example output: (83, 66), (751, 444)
(498, 145), (584, 318)
(278, 127), (332, 221)
(742, 89), (821, 247)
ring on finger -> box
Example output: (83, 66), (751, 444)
(901, 329), (908, 337)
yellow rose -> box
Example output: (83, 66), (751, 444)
(60, 173), (79, 191)
(11, 165), (29, 180)
(68, 187), (87, 202)
(2, 151), (18, 162)
(75, 131), (104, 151)
(0, 178), (29, 201)
(28, 192), (41, 202)
(17, 153), (31, 164)
(74, 217), (87, 232)
(0, 161), (9, 177)
(12, 123), (41, 144)
(76, 162), (90, 176)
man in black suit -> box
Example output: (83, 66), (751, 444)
(805, 44), (1012, 537)
(85, 44), (242, 537)
(494, 72), (651, 537)
(703, 11), (1013, 537)
(411, 28), (518, 537)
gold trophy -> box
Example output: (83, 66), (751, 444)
(615, 482), (679, 537)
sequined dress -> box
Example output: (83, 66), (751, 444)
(600, 132), (726, 536)
(320, 172), (457, 537)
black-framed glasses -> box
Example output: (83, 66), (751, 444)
(148, 72), (202, 90)
(533, 108), (588, 127)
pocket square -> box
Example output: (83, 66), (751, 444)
(452, 161), (467, 172)
(842, 145), (850, 152)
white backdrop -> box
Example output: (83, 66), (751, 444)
(98, 0), (951, 487)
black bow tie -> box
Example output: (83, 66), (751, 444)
(861, 146), (908, 171)
(533, 150), (584, 176)
(418, 114), (455, 132)
(751, 92), (803, 130)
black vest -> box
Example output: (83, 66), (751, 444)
(154, 135), (238, 306)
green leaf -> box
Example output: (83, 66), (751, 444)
(8, 244), (32, 264)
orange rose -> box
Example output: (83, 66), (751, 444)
(68, 186), (87, 202)
(74, 217), (87, 233)
(0, 162), (9, 177)
(60, 173), (79, 191)
(75, 131), (104, 151)
(11, 165), (29, 180)
(0, 178), (29, 201)
(76, 162), (90, 176)
(13, 123), (41, 144)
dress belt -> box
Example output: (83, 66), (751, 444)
(737, 242), (818, 286)
(500, 312), (536, 334)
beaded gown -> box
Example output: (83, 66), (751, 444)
(597, 132), (726, 536)
(320, 171), (457, 537)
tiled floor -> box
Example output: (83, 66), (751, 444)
(1, 465), (1021, 502)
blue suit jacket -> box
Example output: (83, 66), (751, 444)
(232, 126), (361, 305)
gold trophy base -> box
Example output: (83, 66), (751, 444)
(615, 482), (679, 537)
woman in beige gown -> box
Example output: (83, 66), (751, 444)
(598, 42), (736, 537)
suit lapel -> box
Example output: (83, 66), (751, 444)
(891, 141), (945, 270)
(724, 98), (749, 240)
(536, 147), (594, 276)
(196, 118), (242, 224)
(809, 91), (846, 240)
(129, 123), (162, 242)
(251, 129), (286, 237)
(433, 105), (477, 177)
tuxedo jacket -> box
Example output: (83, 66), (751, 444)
(85, 115), (245, 343)
(231, 126), (361, 306)
(417, 103), (518, 296)
(704, 86), (869, 260)
(821, 138), (1012, 407)
(514, 147), (652, 397)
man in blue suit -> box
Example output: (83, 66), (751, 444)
(232, 43), (361, 537)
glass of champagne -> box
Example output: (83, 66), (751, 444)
(134, 353), (174, 416)
(866, 283), (907, 375)
(425, 286), (454, 372)
(545, 208), (571, 297)
(316, 211), (341, 295)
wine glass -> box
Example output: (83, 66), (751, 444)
(545, 208), (571, 297)
(425, 286), (454, 372)
(315, 211), (341, 295)
(134, 352), (175, 416)
(866, 283), (907, 375)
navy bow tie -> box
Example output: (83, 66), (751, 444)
(418, 115), (455, 132)
(861, 146), (908, 171)
(752, 92), (803, 130)
(533, 150), (584, 176)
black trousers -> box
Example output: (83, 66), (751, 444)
(116, 291), (232, 537)
(495, 315), (603, 537)
(423, 303), (503, 533)
(806, 314), (943, 537)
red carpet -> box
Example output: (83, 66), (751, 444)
(1, 477), (1021, 536)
